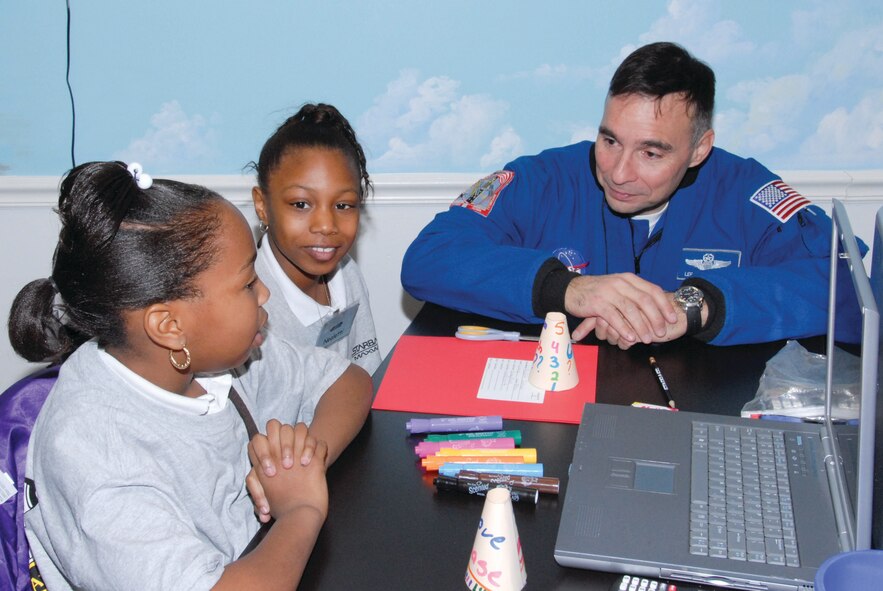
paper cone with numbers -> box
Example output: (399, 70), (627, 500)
(465, 487), (527, 591)
(528, 311), (578, 392)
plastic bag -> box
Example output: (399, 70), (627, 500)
(741, 340), (861, 420)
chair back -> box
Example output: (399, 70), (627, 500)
(0, 366), (58, 591)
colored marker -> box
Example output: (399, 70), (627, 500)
(438, 463), (544, 478)
(406, 415), (503, 434)
(457, 470), (560, 495)
(414, 437), (516, 458)
(425, 430), (523, 445)
(434, 448), (537, 462)
(421, 455), (526, 471)
(757, 414), (806, 423)
(433, 475), (539, 505)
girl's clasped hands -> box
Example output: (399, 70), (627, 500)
(247, 420), (328, 525)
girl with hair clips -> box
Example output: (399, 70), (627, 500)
(8, 161), (372, 590)
(250, 103), (381, 374)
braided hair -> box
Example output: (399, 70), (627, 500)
(251, 103), (372, 201)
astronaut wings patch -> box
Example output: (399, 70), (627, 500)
(451, 170), (514, 217)
(749, 180), (811, 223)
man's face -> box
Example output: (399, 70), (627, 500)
(594, 93), (713, 216)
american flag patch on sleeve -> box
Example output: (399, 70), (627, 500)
(749, 180), (811, 222)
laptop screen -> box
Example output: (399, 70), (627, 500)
(869, 206), (883, 550)
(827, 199), (878, 550)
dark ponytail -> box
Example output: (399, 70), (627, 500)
(7, 278), (82, 363)
(251, 103), (372, 201)
(7, 161), (225, 363)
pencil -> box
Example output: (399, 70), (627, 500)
(649, 356), (676, 409)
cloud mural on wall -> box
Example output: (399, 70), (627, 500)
(355, 0), (880, 173)
(114, 101), (219, 175)
(359, 70), (523, 172)
(1, 0), (880, 174)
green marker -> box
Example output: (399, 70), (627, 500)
(424, 430), (522, 445)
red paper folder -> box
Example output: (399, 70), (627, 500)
(372, 335), (598, 424)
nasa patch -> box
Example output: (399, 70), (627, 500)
(554, 247), (589, 274)
(451, 170), (514, 217)
(677, 248), (741, 280)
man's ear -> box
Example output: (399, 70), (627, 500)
(689, 128), (715, 168)
(252, 186), (268, 227)
(143, 303), (186, 350)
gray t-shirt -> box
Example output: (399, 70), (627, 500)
(25, 333), (348, 590)
(256, 246), (381, 375)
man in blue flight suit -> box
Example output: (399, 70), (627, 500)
(401, 42), (859, 348)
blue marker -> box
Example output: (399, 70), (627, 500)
(438, 462), (544, 478)
(758, 414), (805, 423)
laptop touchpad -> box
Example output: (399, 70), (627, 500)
(608, 458), (676, 493)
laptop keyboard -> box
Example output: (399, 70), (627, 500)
(689, 422), (800, 566)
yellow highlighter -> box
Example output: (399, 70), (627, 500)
(434, 448), (538, 463)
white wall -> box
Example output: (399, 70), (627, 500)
(2, 171), (882, 390)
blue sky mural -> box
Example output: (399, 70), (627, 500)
(2, 0), (881, 175)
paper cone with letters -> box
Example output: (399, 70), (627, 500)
(464, 487), (526, 591)
(528, 311), (578, 391)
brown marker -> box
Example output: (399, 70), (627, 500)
(457, 470), (560, 495)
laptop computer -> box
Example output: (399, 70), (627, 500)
(869, 206), (883, 550)
(554, 199), (879, 591)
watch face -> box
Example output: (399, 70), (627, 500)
(677, 286), (703, 306)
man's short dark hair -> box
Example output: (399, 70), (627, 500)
(609, 42), (715, 143)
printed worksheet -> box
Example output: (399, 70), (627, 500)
(477, 358), (545, 404)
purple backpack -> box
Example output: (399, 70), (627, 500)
(1, 366), (57, 591)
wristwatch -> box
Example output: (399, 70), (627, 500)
(674, 285), (704, 336)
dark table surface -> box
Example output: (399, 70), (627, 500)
(297, 303), (808, 590)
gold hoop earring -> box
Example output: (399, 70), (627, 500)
(169, 346), (191, 371)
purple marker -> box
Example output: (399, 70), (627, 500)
(406, 415), (503, 434)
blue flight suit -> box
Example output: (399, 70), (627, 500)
(401, 142), (863, 345)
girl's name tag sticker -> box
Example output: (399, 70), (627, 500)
(316, 302), (359, 348)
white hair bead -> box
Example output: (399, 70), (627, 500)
(126, 162), (153, 190)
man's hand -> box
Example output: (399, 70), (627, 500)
(576, 288), (710, 350)
(566, 273), (678, 343)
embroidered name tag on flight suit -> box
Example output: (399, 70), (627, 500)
(677, 248), (742, 280)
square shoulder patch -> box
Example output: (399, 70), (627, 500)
(749, 180), (811, 223)
(451, 170), (514, 217)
